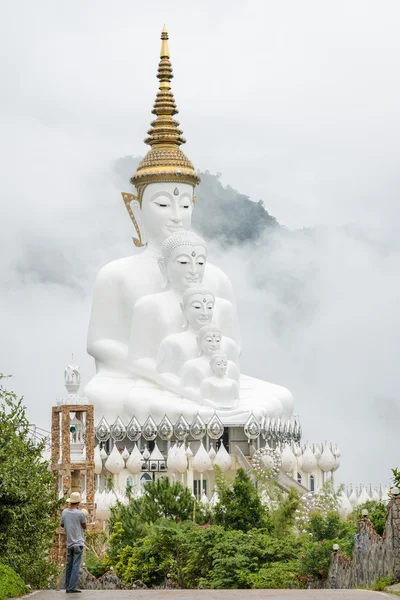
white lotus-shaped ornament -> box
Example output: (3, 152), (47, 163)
(357, 486), (371, 506)
(121, 447), (130, 460)
(149, 442), (165, 470)
(200, 492), (209, 505)
(301, 444), (317, 473)
(126, 443), (143, 474)
(313, 444), (322, 460)
(348, 488), (358, 506)
(213, 443), (232, 473)
(281, 443), (297, 473)
(338, 492), (353, 519)
(208, 446), (216, 460)
(175, 443), (188, 474)
(104, 445), (125, 474)
(167, 443), (178, 472)
(192, 442), (212, 473)
(318, 444), (336, 473)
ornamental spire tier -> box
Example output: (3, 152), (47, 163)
(131, 26), (200, 201)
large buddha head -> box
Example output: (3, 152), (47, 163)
(122, 28), (200, 249)
(159, 231), (207, 293)
(181, 285), (215, 330)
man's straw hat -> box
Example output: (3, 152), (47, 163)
(67, 492), (82, 504)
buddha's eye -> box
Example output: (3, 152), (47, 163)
(156, 203), (169, 208)
(178, 260), (189, 264)
(197, 260), (205, 266)
(181, 204), (190, 209)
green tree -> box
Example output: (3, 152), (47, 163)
(351, 501), (387, 536)
(392, 468), (400, 488)
(269, 487), (300, 537)
(0, 376), (59, 587)
(214, 468), (268, 532)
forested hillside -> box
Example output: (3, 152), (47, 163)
(114, 156), (280, 245)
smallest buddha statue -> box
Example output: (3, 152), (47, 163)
(200, 353), (239, 409)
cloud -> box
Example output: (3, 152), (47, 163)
(1, 0), (400, 487)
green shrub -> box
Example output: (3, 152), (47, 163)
(351, 501), (387, 536)
(214, 468), (269, 532)
(248, 560), (301, 589)
(299, 539), (336, 580)
(84, 551), (110, 578)
(0, 563), (28, 600)
(0, 377), (60, 587)
(372, 575), (394, 591)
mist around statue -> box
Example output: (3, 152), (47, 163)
(1, 150), (399, 486)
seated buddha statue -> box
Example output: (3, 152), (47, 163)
(85, 27), (293, 424)
(181, 325), (240, 392)
(128, 231), (239, 370)
(156, 285), (239, 379)
(200, 353), (240, 410)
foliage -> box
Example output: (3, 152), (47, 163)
(108, 477), (210, 564)
(214, 467), (268, 532)
(307, 512), (356, 544)
(247, 561), (301, 589)
(351, 501), (387, 536)
(392, 468), (400, 488)
(0, 376), (60, 587)
(138, 476), (195, 522)
(372, 575), (395, 591)
(0, 563), (28, 600)
(299, 539), (336, 580)
(84, 551), (111, 579)
(113, 519), (305, 589)
(269, 487), (300, 537)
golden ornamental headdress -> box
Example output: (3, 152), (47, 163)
(122, 27), (200, 246)
(132, 26), (199, 197)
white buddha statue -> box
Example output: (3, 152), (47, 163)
(157, 285), (239, 379)
(85, 27), (293, 423)
(200, 353), (239, 410)
(128, 231), (239, 370)
(181, 325), (240, 393)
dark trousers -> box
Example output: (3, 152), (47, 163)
(65, 544), (84, 591)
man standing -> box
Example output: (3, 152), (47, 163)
(60, 492), (87, 593)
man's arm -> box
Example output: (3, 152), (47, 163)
(80, 511), (87, 530)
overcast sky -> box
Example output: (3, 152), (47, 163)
(1, 0), (399, 488)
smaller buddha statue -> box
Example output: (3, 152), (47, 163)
(157, 285), (239, 379)
(181, 325), (240, 397)
(200, 353), (239, 409)
(128, 231), (238, 380)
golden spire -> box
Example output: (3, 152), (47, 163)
(131, 27), (200, 200)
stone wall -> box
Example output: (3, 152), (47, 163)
(326, 496), (400, 588)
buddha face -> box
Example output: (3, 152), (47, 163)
(198, 329), (222, 357)
(140, 183), (194, 247)
(166, 245), (206, 293)
(185, 293), (214, 329)
(211, 355), (228, 377)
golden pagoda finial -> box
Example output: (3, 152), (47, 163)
(130, 27), (200, 201)
(160, 25), (169, 58)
